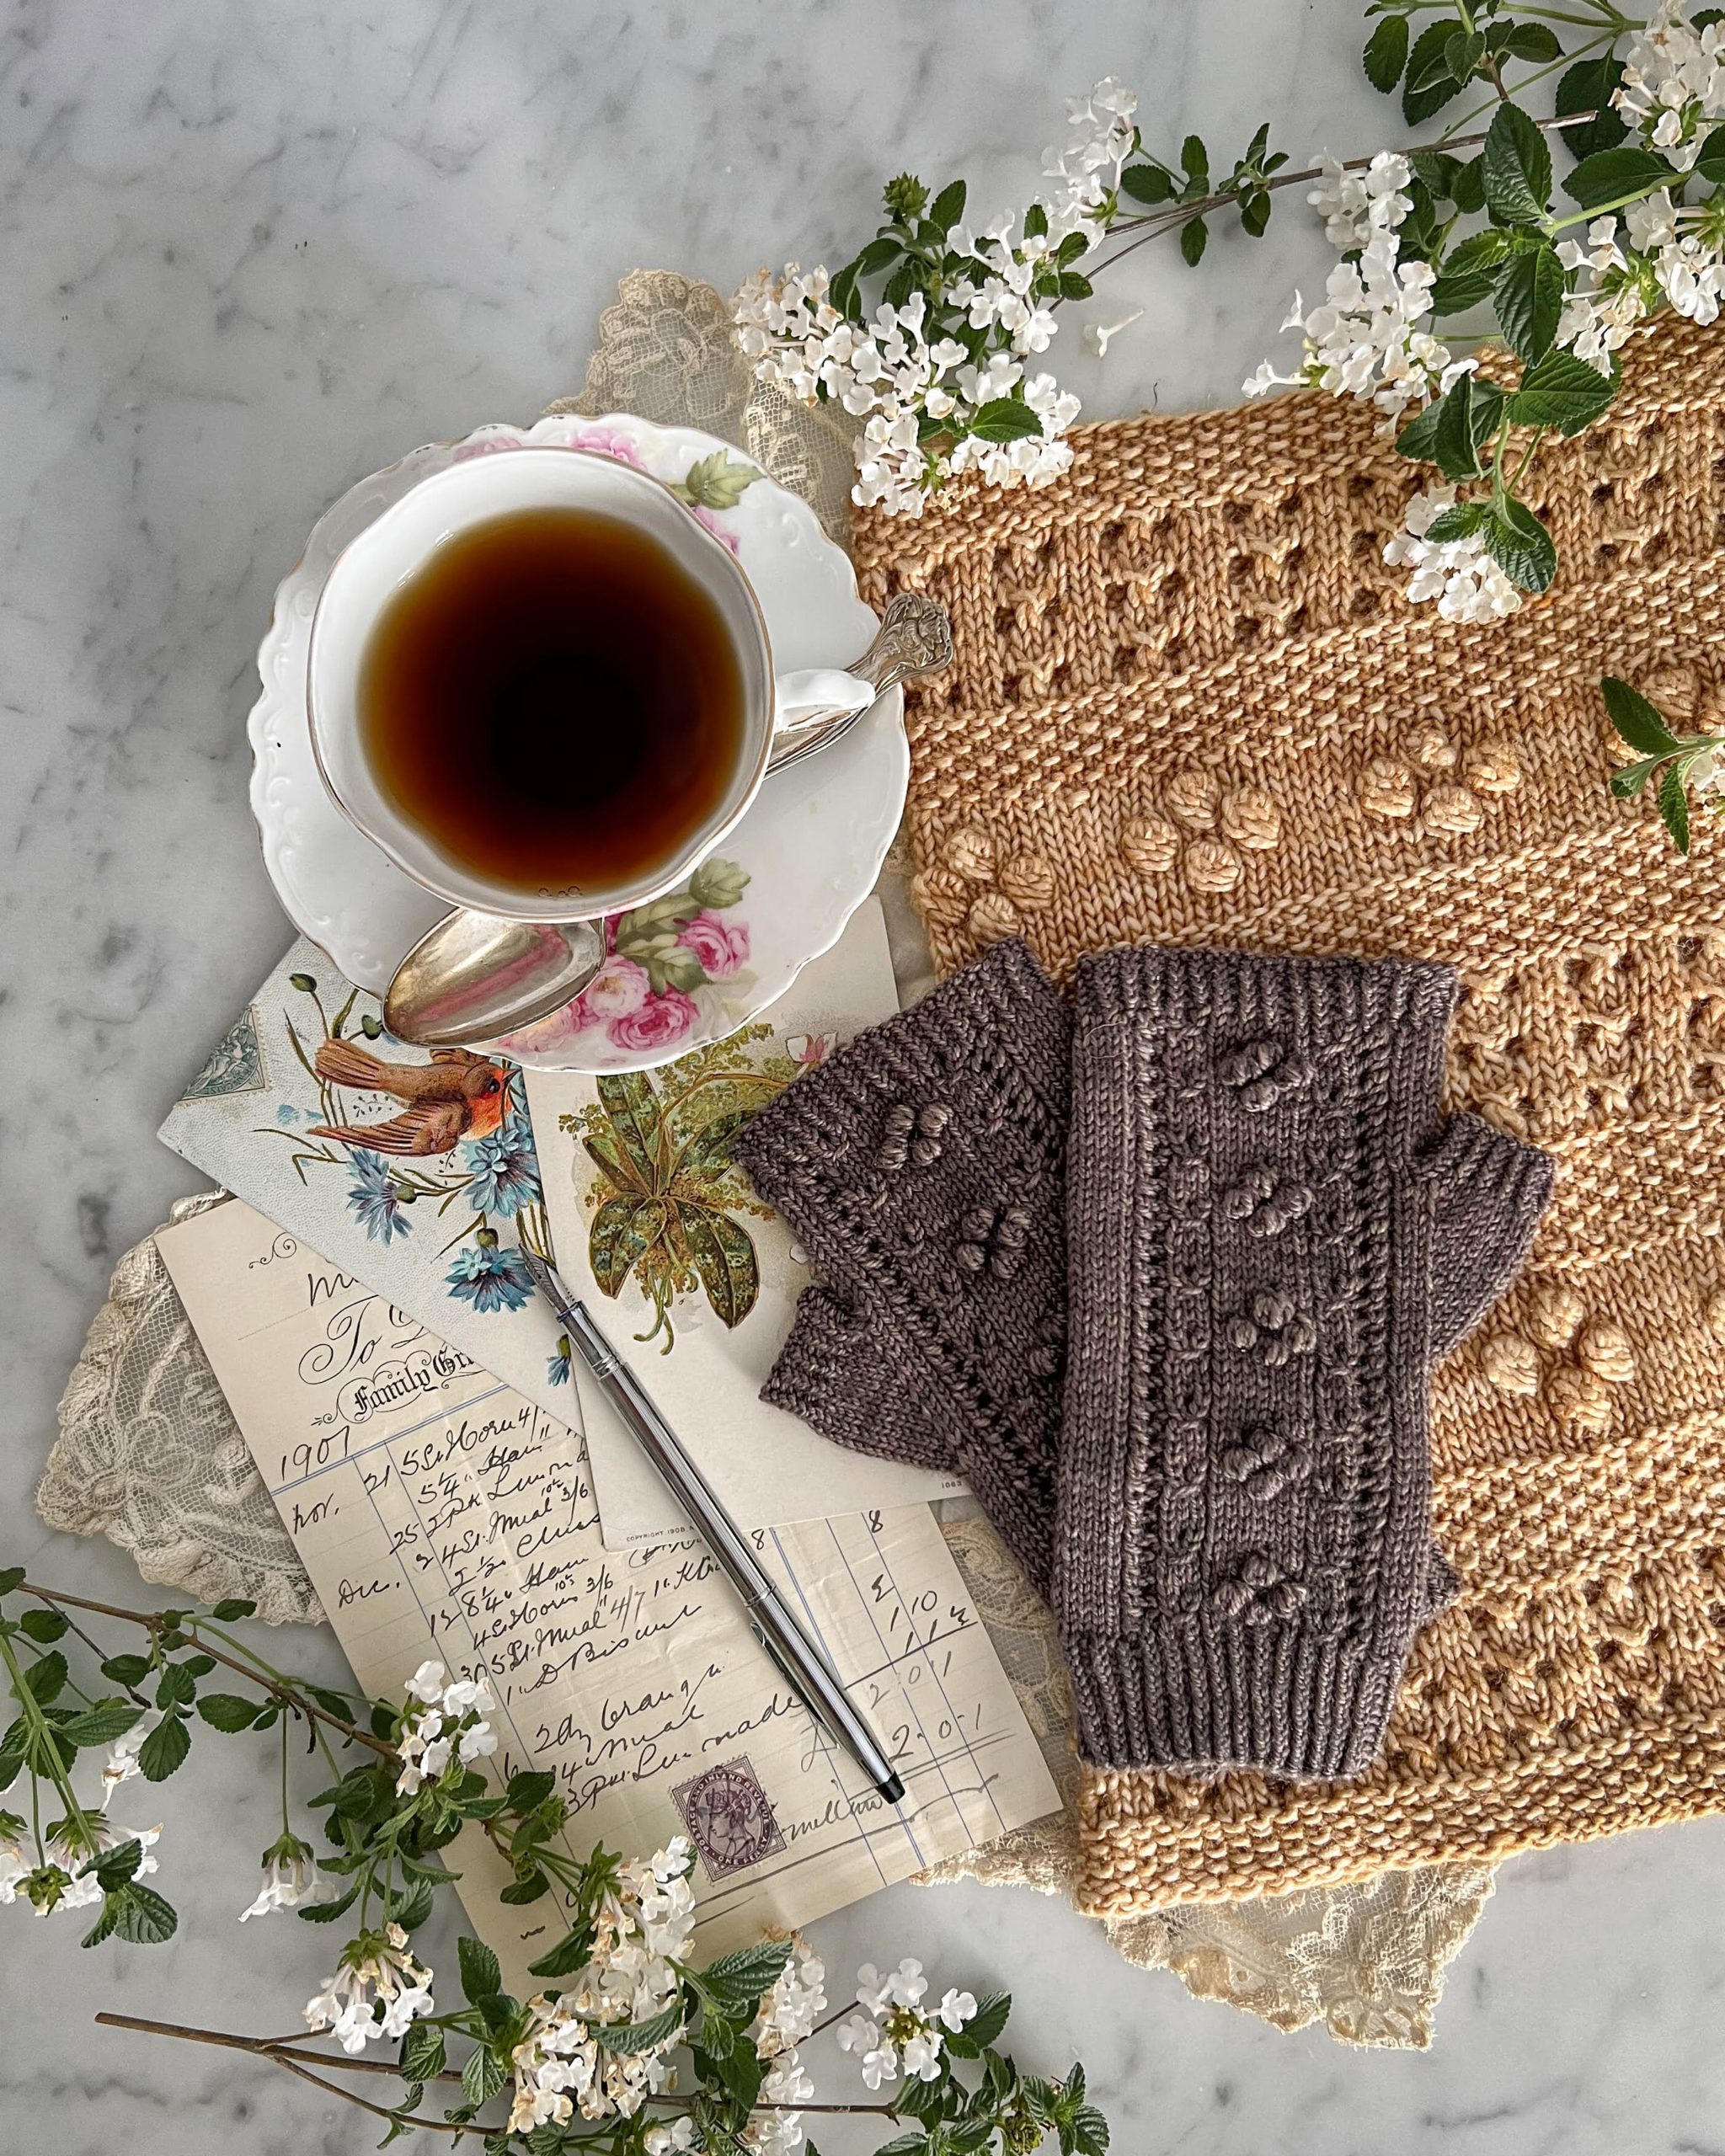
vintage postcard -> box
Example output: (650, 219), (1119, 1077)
(157, 911), (954, 1545)
(155, 1197), (1060, 1977)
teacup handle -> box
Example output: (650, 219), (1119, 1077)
(766, 592), (953, 774)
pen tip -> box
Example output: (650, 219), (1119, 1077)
(880, 1772), (905, 1805)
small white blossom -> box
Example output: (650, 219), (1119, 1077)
(644, 2121), (698, 2156)
(900, 2029), (945, 2080)
(100, 1715), (157, 1796)
(752, 1941), (827, 2056)
(1306, 149), (1413, 251)
(239, 1837), (340, 1922)
(1082, 304), (1144, 358)
(0, 1838), (27, 1906)
(937, 1987), (979, 2031)
(403, 1660), (446, 1705)
(836, 2012), (900, 2090)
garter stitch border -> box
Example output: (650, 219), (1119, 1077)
(852, 311), (1725, 1913)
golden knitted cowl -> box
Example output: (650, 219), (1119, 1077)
(852, 311), (1725, 1914)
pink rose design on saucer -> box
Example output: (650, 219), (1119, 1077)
(608, 990), (699, 1053)
(452, 432), (526, 460)
(691, 504), (743, 556)
(567, 425), (646, 469)
(677, 910), (750, 977)
(578, 955), (651, 1022)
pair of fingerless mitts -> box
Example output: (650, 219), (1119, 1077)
(736, 941), (1554, 1781)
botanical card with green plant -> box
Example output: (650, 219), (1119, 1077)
(524, 899), (962, 1547)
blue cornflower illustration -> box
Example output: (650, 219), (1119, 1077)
(462, 1113), (542, 1219)
(344, 1150), (413, 1246)
(547, 1335), (572, 1386)
(446, 1241), (534, 1314)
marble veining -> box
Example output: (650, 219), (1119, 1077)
(3, 4), (1722, 2151)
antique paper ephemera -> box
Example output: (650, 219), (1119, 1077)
(156, 905), (954, 1550)
(154, 1197), (1060, 1977)
(523, 897), (948, 1545)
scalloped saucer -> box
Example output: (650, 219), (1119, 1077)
(248, 413), (906, 1072)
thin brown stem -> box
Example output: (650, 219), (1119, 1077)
(270, 2052), (463, 2134)
(21, 1581), (396, 1761)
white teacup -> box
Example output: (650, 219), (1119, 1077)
(306, 447), (868, 922)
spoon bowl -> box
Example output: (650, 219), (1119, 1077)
(383, 913), (604, 1048)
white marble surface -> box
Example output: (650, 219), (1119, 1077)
(3, 3), (1722, 2151)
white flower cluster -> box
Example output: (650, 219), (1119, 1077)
(1246, 152), (1461, 419)
(737, 1938), (827, 2156)
(1616, 0), (1725, 169)
(305, 1921), (435, 2055)
(1381, 485), (1524, 625)
(734, 78), (1131, 515)
(395, 1657), (498, 1796)
(0, 1815), (162, 1917)
(835, 1957), (978, 2093)
(507, 1838), (697, 2134)
(1556, 216), (1652, 371)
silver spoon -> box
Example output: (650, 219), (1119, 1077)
(384, 915), (606, 1049)
(383, 593), (953, 1049)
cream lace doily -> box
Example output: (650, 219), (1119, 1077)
(35, 270), (1498, 2047)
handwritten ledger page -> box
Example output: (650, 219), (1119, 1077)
(155, 1198), (1060, 1977)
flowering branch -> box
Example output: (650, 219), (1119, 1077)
(3, 1568), (1108, 2154)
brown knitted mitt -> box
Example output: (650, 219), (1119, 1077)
(1056, 945), (1552, 1780)
(741, 940), (1552, 1778)
(734, 939), (1071, 1600)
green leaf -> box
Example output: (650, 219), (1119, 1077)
(1445, 29), (1487, 85)
(968, 397), (1044, 444)
(1430, 374), (1485, 482)
(458, 1935), (503, 2004)
(389, 1875), (437, 1931)
(870, 2138), (930, 2156)
(100, 1654), (151, 1688)
(927, 179), (965, 232)
(505, 1768), (557, 1810)
(1492, 243), (1563, 362)
(80, 1895), (122, 1949)
(1604, 676), (1684, 755)
(59, 1703), (144, 1748)
(1179, 215), (1208, 266)
(25, 1652), (68, 1705)
(702, 1939), (794, 2014)
(1179, 134), (1208, 182)
(676, 1203), (760, 1331)
(209, 1598), (258, 1622)
(498, 1871), (550, 1905)
(1429, 226), (1512, 313)
(1118, 163), (1172, 204)
(297, 1881), (361, 1924)
(138, 1715), (191, 1780)
(92, 1837), (145, 1890)
(1403, 20), (1466, 120)
(1423, 500), (1492, 544)
(526, 1920), (597, 1981)
(587, 1194), (662, 1300)
(1557, 55), (1630, 160)
(401, 2021), (447, 2084)
(1698, 124), (1725, 184)
(850, 235), (902, 277)
(0, 1568), (24, 1598)
(1428, 270), (1495, 314)
(1363, 13), (1409, 92)
(1062, 2104), (1112, 2156)
(110, 1882), (178, 1945)
(0, 1718), (28, 1795)
(1022, 201), (1048, 240)
(1059, 271), (1093, 300)
(958, 1990), (1012, 2055)
(1661, 758), (1693, 854)
(1509, 348), (1620, 435)
(1482, 102), (1552, 224)
(1609, 752), (1668, 800)
(677, 451), (761, 512)
(1453, 153), (1487, 215)
(593, 1997), (685, 2054)
(20, 1608), (68, 1643)
(1563, 144), (1672, 212)
(461, 2045), (508, 2109)
(592, 1070), (667, 1187)
(1501, 21), (1562, 61)
(1483, 498), (1558, 592)
(182, 1654), (216, 1679)
(155, 1662), (196, 1710)
(196, 1693), (262, 1732)
(1411, 149), (1461, 201)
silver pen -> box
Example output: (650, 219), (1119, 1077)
(520, 1249), (906, 1805)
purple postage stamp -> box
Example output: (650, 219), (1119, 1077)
(671, 1756), (787, 1880)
